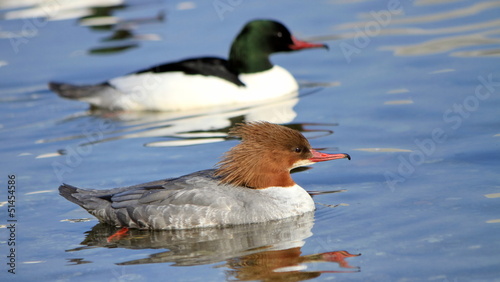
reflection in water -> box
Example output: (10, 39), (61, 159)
(224, 249), (360, 281)
(82, 7), (164, 55)
(0, 0), (164, 55)
(0, 0), (124, 21)
(332, 0), (500, 57)
(360, 1), (500, 25)
(380, 30), (500, 56)
(65, 213), (360, 280)
(36, 90), (338, 152)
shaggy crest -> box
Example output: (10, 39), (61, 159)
(214, 121), (313, 188)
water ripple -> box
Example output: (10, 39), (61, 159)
(334, 0), (500, 57)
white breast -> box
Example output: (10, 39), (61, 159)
(136, 184), (315, 229)
(251, 185), (316, 217)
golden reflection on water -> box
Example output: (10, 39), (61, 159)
(223, 248), (360, 281)
(363, 1), (500, 25)
(334, 0), (500, 57)
(380, 30), (500, 56)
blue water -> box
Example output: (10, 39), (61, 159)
(1, 0), (499, 281)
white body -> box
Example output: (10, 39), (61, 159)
(84, 65), (299, 111)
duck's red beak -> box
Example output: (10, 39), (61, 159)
(309, 149), (350, 162)
(289, 36), (328, 50)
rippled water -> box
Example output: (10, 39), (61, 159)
(1, 0), (499, 281)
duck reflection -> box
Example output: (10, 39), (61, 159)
(224, 249), (360, 281)
(37, 92), (337, 150)
(66, 213), (360, 280)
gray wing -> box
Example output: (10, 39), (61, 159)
(99, 169), (243, 229)
(109, 169), (223, 208)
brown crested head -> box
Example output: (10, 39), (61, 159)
(214, 121), (350, 189)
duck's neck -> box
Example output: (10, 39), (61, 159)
(228, 41), (273, 74)
(247, 170), (295, 189)
(216, 166), (295, 189)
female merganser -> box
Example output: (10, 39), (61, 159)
(59, 122), (350, 230)
(49, 20), (327, 111)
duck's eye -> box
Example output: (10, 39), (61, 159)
(294, 147), (302, 153)
(276, 32), (282, 38)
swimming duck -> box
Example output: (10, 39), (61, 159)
(59, 121), (350, 230)
(49, 20), (327, 111)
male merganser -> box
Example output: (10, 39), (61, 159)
(49, 20), (327, 111)
(59, 122), (350, 230)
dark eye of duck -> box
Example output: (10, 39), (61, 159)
(276, 32), (283, 38)
(294, 147), (302, 153)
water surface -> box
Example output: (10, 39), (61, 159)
(0, 0), (499, 281)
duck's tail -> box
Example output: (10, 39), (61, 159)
(59, 184), (146, 228)
(48, 81), (111, 100)
(59, 184), (86, 206)
(59, 184), (118, 223)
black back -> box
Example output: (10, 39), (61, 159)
(134, 57), (245, 86)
